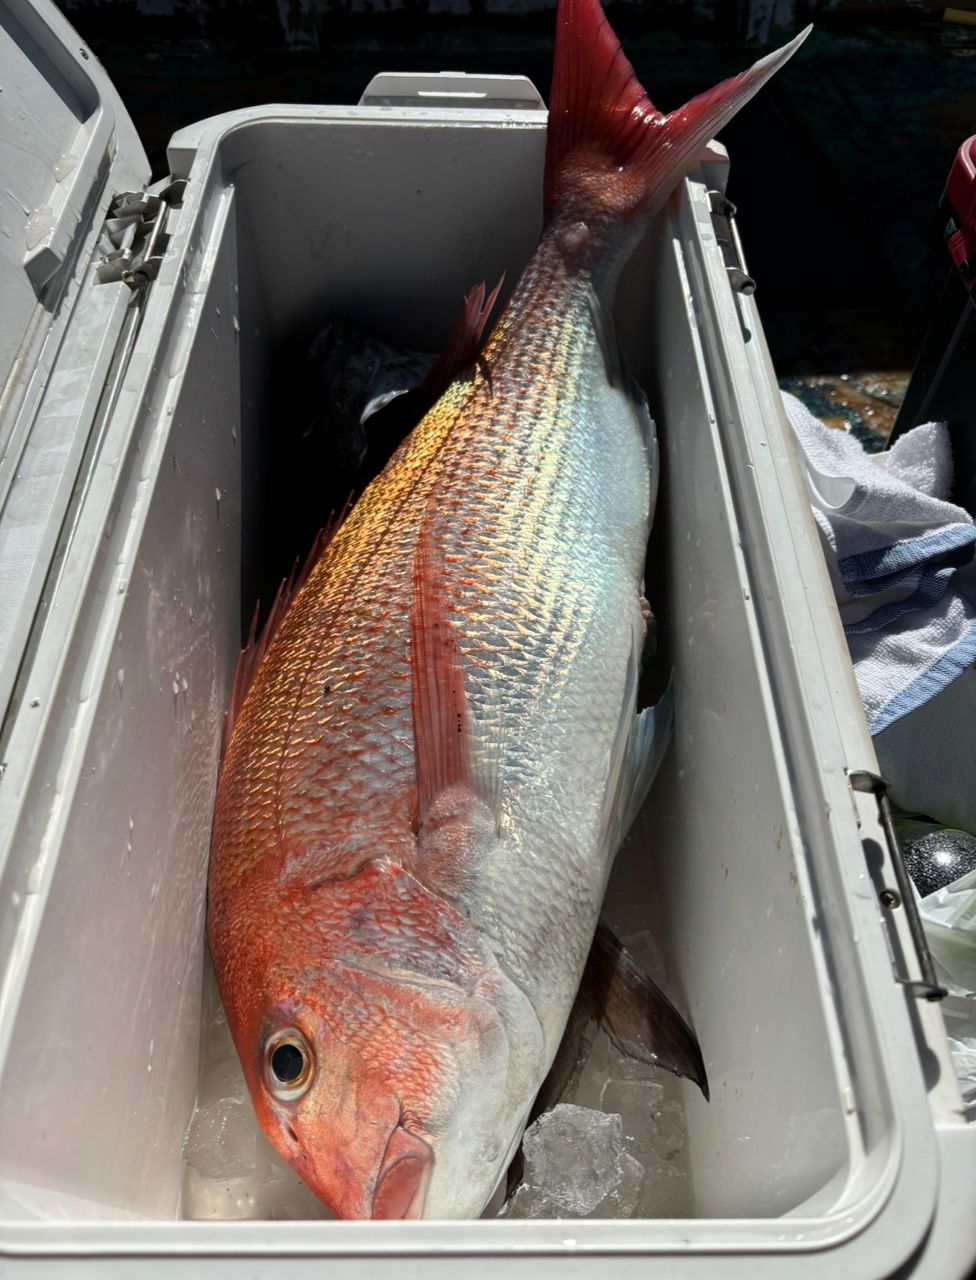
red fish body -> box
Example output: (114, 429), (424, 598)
(208, 0), (807, 1220)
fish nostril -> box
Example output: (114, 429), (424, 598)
(286, 1124), (299, 1144)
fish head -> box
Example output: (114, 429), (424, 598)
(223, 860), (528, 1219)
(242, 996), (434, 1219)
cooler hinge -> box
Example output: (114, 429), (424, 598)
(96, 179), (188, 290)
(849, 769), (947, 1002)
(707, 190), (756, 296)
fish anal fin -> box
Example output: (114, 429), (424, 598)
(584, 921), (709, 1101)
(220, 498), (351, 761)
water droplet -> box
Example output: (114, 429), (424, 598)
(215, 487), (222, 503)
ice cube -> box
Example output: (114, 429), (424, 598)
(650, 1100), (686, 1162)
(182, 1100), (332, 1221)
(605, 1041), (667, 1082)
(522, 1104), (624, 1216)
(183, 1096), (258, 1180)
(638, 1152), (692, 1218)
(182, 1164), (262, 1220)
(593, 1152), (645, 1219)
(600, 1078), (666, 1155)
(205, 1000), (236, 1066)
(499, 1183), (564, 1219)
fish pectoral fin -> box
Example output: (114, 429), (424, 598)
(602, 616), (674, 853)
(621, 670), (674, 841)
(411, 513), (470, 826)
(585, 286), (658, 462)
(586, 284), (624, 389)
(583, 921), (709, 1101)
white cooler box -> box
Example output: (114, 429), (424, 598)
(1, 0), (974, 1274)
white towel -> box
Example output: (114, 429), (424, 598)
(782, 392), (976, 739)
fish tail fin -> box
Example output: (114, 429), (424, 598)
(544, 0), (809, 227)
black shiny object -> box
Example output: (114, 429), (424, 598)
(902, 829), (976, 898)
(270, 1042), (305, 1084)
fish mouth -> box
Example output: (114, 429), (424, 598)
(371, 1124), (434, 1220)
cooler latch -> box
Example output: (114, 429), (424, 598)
(707, 190), (756, 296)
(96, 179), (188, 289)
(849, 770), (947, 1002)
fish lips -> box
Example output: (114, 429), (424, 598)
(371, 1124), (435, 1219)
(296, 1110), (434, 1220)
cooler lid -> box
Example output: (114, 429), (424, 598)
(0, 0), (149, 405)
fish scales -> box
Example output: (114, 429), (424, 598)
(214, 246), (637, 1002)
(208, 0), (808, 1220)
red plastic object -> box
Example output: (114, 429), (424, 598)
(946, 134), (976, 280)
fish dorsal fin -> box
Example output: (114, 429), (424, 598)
(220, 501), (350, 761)
(416, 278), (504, 406)
(410, 515), (470, 826)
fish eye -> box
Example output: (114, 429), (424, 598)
(264, 1028), (314, 1100)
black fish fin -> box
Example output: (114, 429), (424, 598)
(585, 920), (709, 1101)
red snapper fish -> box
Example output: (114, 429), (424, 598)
(208, 0), (807, 1221)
